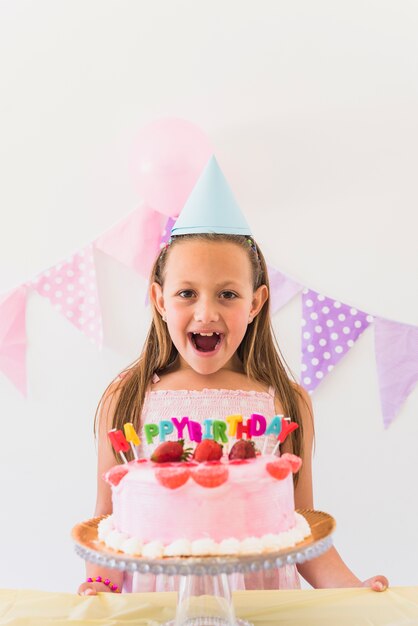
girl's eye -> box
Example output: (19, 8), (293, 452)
(178, 290), (195, 298)
(220, 291), (237, 300)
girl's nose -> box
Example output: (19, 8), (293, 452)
(193, 299), (220, 323)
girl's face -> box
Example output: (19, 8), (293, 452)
(151, 240), (268, 375)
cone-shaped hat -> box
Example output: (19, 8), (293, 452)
(171, 156), (252, 236)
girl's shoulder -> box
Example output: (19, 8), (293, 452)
(273, 382), (313, 419)
(291, 381), (312, 403)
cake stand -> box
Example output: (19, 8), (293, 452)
(73, 508), (335, 626)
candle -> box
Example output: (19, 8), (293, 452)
(108, 429), (130, 463)
(225, 415), (242, 454)
(262, 415), (283, 455)
(271, 418), (299, 455)
(213, 420), (228, 443)
(172, 417), (189, 439)
(202, 419), (214, 439)
(225, 414), (243, 436)
(265, 415), (283, 437)
(187, 420), (203, 442)
(159, 420), (174, 442)
(250, 413), (267, 437)
(123, 422), (140, 460)
(144, 423), (159, 445)
(236, 418), (252, 440)
(278, 418), (299, 443)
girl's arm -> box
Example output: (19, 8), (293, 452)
(280, 386), (388, 591)
(78, 383), (124, 595)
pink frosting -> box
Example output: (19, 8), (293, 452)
(109, 456), (296, 545)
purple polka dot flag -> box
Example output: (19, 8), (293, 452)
(374, 318), (418, 429)
(301, 288), (373, 393)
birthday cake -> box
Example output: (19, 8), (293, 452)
(98, 426), (311, 558)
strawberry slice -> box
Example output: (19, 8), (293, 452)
(193, 439), (223, 463)
(191, 463), (229, 488)
(266, 458), (292, 480)
(280, 453), (302, 473)
(155, 466), (190, 489)
(107, 465), (129, 486)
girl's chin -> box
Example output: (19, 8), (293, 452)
(174, 335), (244, 373)
(176, 347), (234, 375)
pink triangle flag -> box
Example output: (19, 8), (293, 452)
(267, 266), (303, 314)
(0, 285), (28, 395)
(32, 244), (103, 347)
(374, 317), (418, 428)
(301, 288), (373, 393)
(95, 205), (167, 279)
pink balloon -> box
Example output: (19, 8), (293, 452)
(132, 118), (214, 218)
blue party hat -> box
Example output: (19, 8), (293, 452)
(171, 156), (252, 236)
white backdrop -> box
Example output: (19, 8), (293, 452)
(0, 0), (417, 592)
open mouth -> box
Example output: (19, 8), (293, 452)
(188, 332), (223, 353)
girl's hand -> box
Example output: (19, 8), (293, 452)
(361, 575), (389, 592)
(78, 581), (115, 595)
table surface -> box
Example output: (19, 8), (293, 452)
(1, 587), (418, 625)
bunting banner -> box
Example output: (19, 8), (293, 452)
(95, 205), (167, 278)
(301, 288), (373, 393)
(160, 217), (176, 247)
(0, 285), (28, 396)
(32, 244), (103, 347)
(1, 116), (415, 425)
(374, 318), (418, 429)
(0, 206), (417, 428)
(267, 266), (303, 315)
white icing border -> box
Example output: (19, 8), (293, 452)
(97, 513), (311, 558)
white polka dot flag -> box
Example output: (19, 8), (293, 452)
(301, 288), (373, 393)
(33, 244), (103, 347)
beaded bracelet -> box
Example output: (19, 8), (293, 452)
(86, 575), (121, 593)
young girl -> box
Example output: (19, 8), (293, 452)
(78, 232), (388, 595)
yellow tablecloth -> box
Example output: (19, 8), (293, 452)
(1, 587), (417, 625)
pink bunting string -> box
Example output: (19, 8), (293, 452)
(32, 244), (103, 347)
(0, 285), (28, 396)
(95, 205), (167, 279)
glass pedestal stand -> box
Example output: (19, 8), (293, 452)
(169, 573), (246, 626)
(73, 509), (335, 626)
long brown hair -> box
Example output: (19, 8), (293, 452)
(96, 233), (310, 481)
